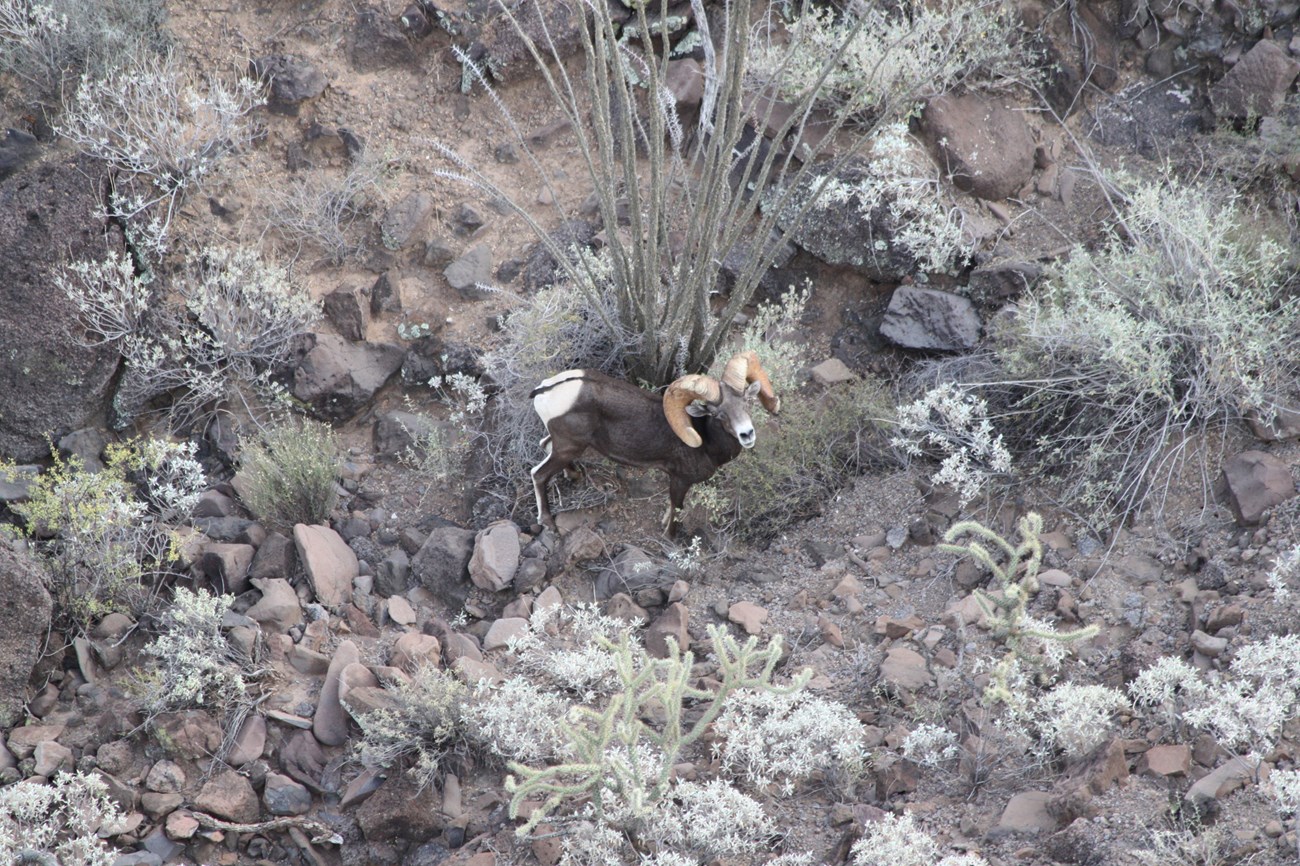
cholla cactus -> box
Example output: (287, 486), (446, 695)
(893, 383), (1012, 507)
(505, 623), (807, 840)
(941, 513), (1098, 705)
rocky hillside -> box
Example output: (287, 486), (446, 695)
(1, 0), (1300, 865)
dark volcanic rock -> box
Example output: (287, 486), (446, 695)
(0, 153), (123, 461)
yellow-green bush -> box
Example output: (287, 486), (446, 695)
(237, 418), (340, 530)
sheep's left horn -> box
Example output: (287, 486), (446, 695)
(721, 350), (780, 415)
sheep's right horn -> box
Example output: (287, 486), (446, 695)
(721, 350), (780, 415)
(663, 374), (720, 448)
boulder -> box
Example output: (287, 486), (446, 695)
(478, 0), (586, 83)
(355, 773), (443, 843)
(193, 768), (259, 824)
(0, 153), (122, 461)
(391, 633), (442, 673)
(1220, 450), (1296, 525)
(645, 603), (690, 659)
(264, 772), (313, 816)
(727, 601), (768, 636)
(374, 549), (411, 597)
(773, 158), (929, 281)
(0, 543), (53, 727)
(294, 524), (358, 608)
(245, 577), (304, 634)
(444, 243), (494, 299)
(349, 5), (415, 71)
(293, 334), (404, 421)
(1210, 40), (1300, 121)
(879, 285), (981, 351)
(314, 639), (361, 746)
(879, 646), (934, 693)
(594, 546), (668, 600)
(412, 525), (476, 608)
(322, 287), (368, 342)
(199, 543), (256, 595)
(469, 520), (521, 592)
(921, 92), (1035, 201)
(251, 55), (327, 114)
(483, 617), (530, 651)
(380, 192), (434, 251)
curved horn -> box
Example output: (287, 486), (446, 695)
(663, 374), (721, 448)
(721, 350), (780, 415)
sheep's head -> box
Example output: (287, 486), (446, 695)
(663, 351), (779, 449)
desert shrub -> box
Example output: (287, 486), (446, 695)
(784, 122), (971, 275)
(134, 587), (252, 716)
(712, 687), (870, 795)
(58, 245), (319, 428)
(56, 49), (263, 248)
(901, 723), (960, 768)
(1129, 635), (1300, 752)
(351, 663), (469, 789)
(1268, 769), (1300, 861)
(750, 0), (1033, 127)
(237, 417), (340, 530)
(1267, 543), (1299, 602)
(1031, 683), (1127, 759)
(266, 150), (394, 264)
(693, 377), (894, 539)
(849, 812), (990, 866)
(937, 171), (1299, 526)
(892, 382), (1012, 508)
(0, 772), (127, 866)
(7, 439), (203, 628)
(0, 0), (167, 103)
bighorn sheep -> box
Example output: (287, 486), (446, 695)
(530, 350), (780, 533)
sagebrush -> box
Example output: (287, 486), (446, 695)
(237, 417), (340, 530)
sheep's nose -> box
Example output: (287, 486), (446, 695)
(738, 429), (756, 448)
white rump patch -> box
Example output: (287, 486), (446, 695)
(533, 370), (585, 430)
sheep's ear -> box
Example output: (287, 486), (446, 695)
(685, 401), (710, 417)
(744, 380), (762, 400)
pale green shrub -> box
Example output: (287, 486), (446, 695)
(893, 382), (1011, 507)
(1266, 544), (1299, 602)
(58, 245), (319, 428)
(1129, 636), (1300, 752)
(901, 723), (960, 767)
(56, 50), (263, 246)
(351, 664), (468, 789)
(1268, 768), (1300, 861)
(0, 773), (127, 866)
(792, 123), (970, 275)
(9, 439), (203, 628)
(1032, 683), (1128, 758)
(0, 0), (167, 101)
(850, 812), (990, 866)
(135, 587), (248, 717)
(712, 688), (869, 795)
(237, 417), (340, 530)
(463, 676), (572, 765)
(749, 0), (1033, 126)
(978, 172), (1299, 525)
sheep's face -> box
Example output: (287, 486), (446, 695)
(686, 380), (763, 448)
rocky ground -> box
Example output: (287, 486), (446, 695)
(2, 0), (1300, 865)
